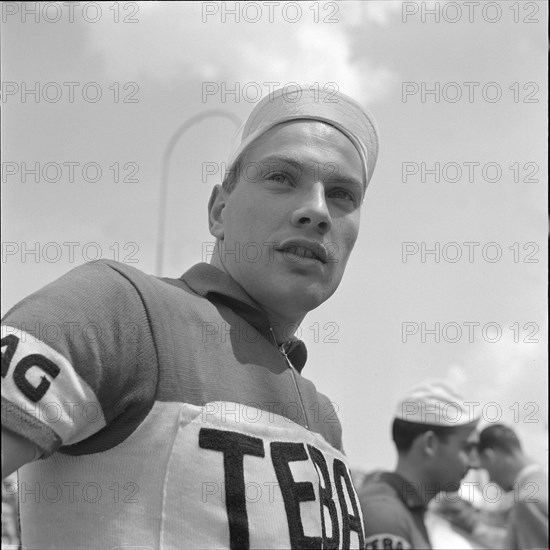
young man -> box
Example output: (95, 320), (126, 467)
(357, 381), (480, 549)
(478, 423), (549, 550)
(1, 86), (379, 549)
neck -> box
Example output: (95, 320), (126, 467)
(395, 458), (436, 506)
(209, 253), (305, 344)
(267, 316), (303, 345)
(509, 453), (532, 484)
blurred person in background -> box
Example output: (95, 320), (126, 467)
(478, 423), (549, 550)
(357, 380), (480, 549)
(426, 490), (507, 549)
(2, 473), (20, 548)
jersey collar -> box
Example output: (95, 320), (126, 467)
(176, 263), (308, 372)
(379, 471), (427, 511)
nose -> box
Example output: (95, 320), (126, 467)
(290, 182), (331, 234)
(466, 445), (481, 470)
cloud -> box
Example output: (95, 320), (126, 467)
(438, 328), (547, 465)
(84, 1), (396, 103)
(342, 1), (404, 26)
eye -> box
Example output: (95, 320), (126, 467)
(266, 171), (292, 185)
(328, 188), (357, 203)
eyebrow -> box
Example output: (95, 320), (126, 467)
(254, 154), (365, 194)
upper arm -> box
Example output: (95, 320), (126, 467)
(1, 261), (156, 458)
(360, 494), (414, 549)
(508, 500), (549, 550)
(2, 427), (38, 480)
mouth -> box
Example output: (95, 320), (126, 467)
(276, 241), (328, 263)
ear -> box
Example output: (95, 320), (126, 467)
(481, 448), (496, 464)
(208, 184), (228, 240)
(421, 430), (439, 458)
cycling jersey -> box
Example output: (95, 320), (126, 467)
(1, 260), (364, 550)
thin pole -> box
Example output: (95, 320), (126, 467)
(155, 110), (241, 275)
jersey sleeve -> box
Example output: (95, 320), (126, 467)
(1, 260), (158, 458)
(361, 493), (414, 550)
(506, 500), (549, 550)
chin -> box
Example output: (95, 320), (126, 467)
(279, 291), (326, 316)
(298, 284), (338, 310)
(249, 271), (341, 319)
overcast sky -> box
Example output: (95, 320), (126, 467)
(1, 1), (547, 473)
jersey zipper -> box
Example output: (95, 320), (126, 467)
(270, 327), (310, 430)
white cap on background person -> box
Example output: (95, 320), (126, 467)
(396, 380), (480, 427)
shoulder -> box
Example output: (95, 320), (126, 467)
(508, 493), (549, 550)
(358, 472), (416, 536)
(3, 260), (153, 322)
(1, 260), (162, 457)
(511, 489), (548, 522)
(358, 471), (400, 502)
(360, 481), (408, 520)
(4, 259), (201, 331)
(514, 468), (549, 512)
(1, 260), (157, 374)
(48, 259), (176, 298)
